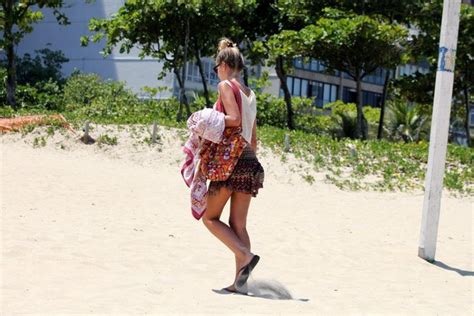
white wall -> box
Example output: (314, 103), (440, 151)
(17, 0), (174, 99)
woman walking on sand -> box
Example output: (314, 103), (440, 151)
(202, 38), (264, 293)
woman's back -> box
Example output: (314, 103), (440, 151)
(223, 79), (256, 144)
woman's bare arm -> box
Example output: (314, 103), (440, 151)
(219, 82), (241, 127)
(251, 119), (257, 153)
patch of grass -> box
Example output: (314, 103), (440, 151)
(143, 134), (162, 146)
(20, 124), (36, 136)
(46, 126), (55, 136)
(32, 136), (47, 148)
(259, 125), (473, 195)
(301, 174), (315, 184)
(97, 134), (118, 147)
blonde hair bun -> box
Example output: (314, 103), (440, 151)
(218, 38), (236, 52)
(216, 37), (245, 71)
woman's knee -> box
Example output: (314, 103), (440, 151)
(229, 218), (246, 233)
(202, 215), (219, 229)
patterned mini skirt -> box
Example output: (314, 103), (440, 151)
(208, 145), (264, 197)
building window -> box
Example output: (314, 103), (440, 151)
(294, 78), (301, 96)
(186, 59), (219, 86)
(343, 87), (382, 107)
(294, 57), (328, 73)
(284, 76), (338, 107)
(397, 63), (430, 77)
(363, 68), (386, 85)
(342, 69), (387, 86)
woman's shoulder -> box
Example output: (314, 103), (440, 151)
(231, 79), (252, 95)
(217, 80), (233, 92)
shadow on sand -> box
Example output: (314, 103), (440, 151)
(432, 260), (474, 276)
(212, 279), (309, 302)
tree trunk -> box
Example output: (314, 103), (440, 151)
(463, 85), (471, 147)
(194, 46), (211, 108)
(377, 69), (391, 139)
(174, 67), (188, 122)
(4, 0), (17, 108)
(355, 73), (368, 140)
(338, 71), (344, 100)
(275, 56), (294, 130)
(178, 16), (191, 121)
(243, 66), (249, 87)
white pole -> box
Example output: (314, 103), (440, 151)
(418, 0), (462, 262)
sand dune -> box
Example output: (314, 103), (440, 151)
(1, 125), (472, 315)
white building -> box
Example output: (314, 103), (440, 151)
(18, 0), (175, 99)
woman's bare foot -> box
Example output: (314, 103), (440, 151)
(235, 254), (260, 289)
(223, 284), (237, 293)
(236, 252), (255, 274)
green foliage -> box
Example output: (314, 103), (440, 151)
(255, 97), (382, 138)
(292, 97), (333, 135)
(279, 7), (408, 139)
(258, 125), (473, 194)
(0, 32), (68, 111)
(0, 73), (64, 110)
(0, 1), (69, 49)
(33, 135), (47, 148)
(97, 134), (118, 146)
(61, 72), (198, 126)
(82, 0), (255, 83)
(323, 101), (380, 139)
(14, 48), (69, 85)
(386, 99), (429, 143)
(255, 93), (287, 128)
(190, 89), (218, 110)
(409, 2), (474, 101)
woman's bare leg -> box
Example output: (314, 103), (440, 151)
(226, 191), (253, 291)
(202, 187), (253, 266)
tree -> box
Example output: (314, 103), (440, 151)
(0, 0), (69, 108)
(186, 0), (257, 108)
(252, 30), (301, 130)
(289, 8), (408, 139)
(400, 1), (474, 146)
(82, 0), (253, 121)
(240, 0), (310, 130)
(277, 0), (423, 139)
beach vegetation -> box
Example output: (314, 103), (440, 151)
(97, 134), (118, 147)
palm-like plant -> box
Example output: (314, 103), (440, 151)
(386, 100), (429, 142)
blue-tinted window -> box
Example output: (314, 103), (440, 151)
(301, 79), (308, 98)
(310, 59), (319, 71)
(287, 76), (294, 92)
(294, 57), (303, 69)
(294, 78), (301, 96)
(342, 87), (382, 107)
(284, 76), (338, 107)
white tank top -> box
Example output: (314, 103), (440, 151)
(222, 80), (257, 144)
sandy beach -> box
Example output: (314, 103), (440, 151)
(1, 125), (472, 315)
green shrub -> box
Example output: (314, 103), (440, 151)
(15, 49), (68, 86)
(256, 93), (288, 128)
(9, 80), (63, 111)
(386, 99), (429, 143)
(63, 73), (108, 110)
(97, 134), (118, 146)
(292, 97), (334, 134)
(322, 100), (381, 139)
(258, 125), (473, 194)
(189, 89), (218, 110)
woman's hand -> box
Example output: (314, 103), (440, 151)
(219, 82), (241, 127)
